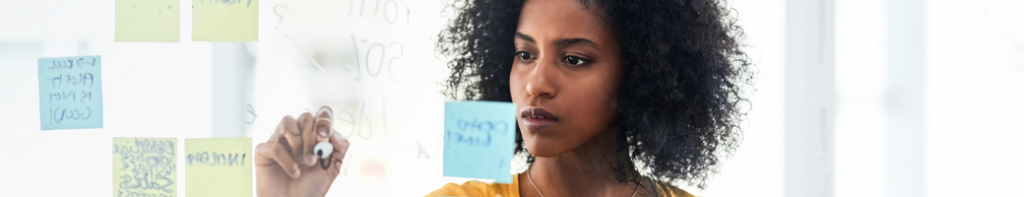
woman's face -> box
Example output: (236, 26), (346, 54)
(511, 0), (622, 157)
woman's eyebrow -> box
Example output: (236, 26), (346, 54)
(515, 32), (535, 43)
(556, 38), (598, 49)
(516, 32), (598, 49)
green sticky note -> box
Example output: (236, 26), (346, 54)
(185, 138), (252, 197)
(443, 101), (518, 183)
(192, 0), (258, 41)
(115, 0), (180, 42)
(38, 56), (103, 130)
(113, 138), (177, 197)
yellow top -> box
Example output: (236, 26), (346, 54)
(425, 174), (696, 197)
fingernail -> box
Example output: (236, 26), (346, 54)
(304, 154), (318, 166)
(318, 127), (329, 138)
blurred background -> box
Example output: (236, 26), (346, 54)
(0, 0), (1021, 196)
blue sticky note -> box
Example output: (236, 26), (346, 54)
(444, 101), (517, 183)
(38, 56), (103, 130)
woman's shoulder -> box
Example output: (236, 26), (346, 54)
(653, 180), (697, 197)
(424, 174), (695, 197)
(424, 174), (520, 197)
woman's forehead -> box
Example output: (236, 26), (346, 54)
(517, 0), (614, 45)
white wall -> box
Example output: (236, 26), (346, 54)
(834, 0), (1024, 197)
(925, 0), (1024, 196)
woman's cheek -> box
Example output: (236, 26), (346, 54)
(509, 64), (523, 102)
(577, 75), (619, 131)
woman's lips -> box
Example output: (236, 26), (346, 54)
(520, 107), (559, 131)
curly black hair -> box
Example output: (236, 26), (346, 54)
(438, 0), (753, 189)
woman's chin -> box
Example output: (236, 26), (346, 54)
(525, 141), (572, 158)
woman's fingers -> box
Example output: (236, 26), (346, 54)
(279, 115), (302, 155)
(297, 112), (318, 166)
(259, 117), (302, 178)
(255, 120), (289, 166)
(255, 136), (301, 178)
(257, 108), (337, 180)
(315, 106), (334, 142)
(254, 142), (275, 165)
(255, 129), (281, 165)
(329, 130), (350, 165)
(326, 130), (350, 178)
(271, 140), (302, 178)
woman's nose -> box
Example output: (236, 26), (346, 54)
(524, 56), (558, 98)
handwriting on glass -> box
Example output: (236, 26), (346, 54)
(445, 119), (510, 147)
(113, 138), (176, 197)
(39, 56), (102, 130)
(347, 0), (412, 25)
(345, 35), (405, 81)
(186, 152), (247, 167)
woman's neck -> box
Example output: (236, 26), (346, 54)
(521, 131), (646, 197)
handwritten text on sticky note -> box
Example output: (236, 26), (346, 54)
(38, 56), (102, 130)
(115, 0), (180, 42)
(113, 138), (177, 197)
(185, 138), (252, 197)
(443, 101), (517, 183)
(192, 0), (258, 41)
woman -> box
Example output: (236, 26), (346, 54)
(255, 0), (752, 196)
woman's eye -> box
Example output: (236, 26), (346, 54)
(516, 52), (534, 61)
(563, 56), (588, 66)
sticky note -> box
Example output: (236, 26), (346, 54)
(113, 138), (177, 197)
(38, 56), (103, 130)
(115, 0), (180, 42)
(192, 0), (258, 41)
(443, 101), (517, 183)
(185, 138), (252, 197)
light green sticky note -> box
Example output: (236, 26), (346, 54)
(185, 138), (252, 197)
(115, 0), (180, 42)
(113, 138), (177, 197)
(192, 0), (258, 41)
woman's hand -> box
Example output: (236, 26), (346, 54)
(256, 106), (350, 197)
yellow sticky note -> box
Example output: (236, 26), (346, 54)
(185, 138), (252, 197)
(113, 138), (177, 197)
(115, 0), (180, 42)
(192, 0), (259, 41)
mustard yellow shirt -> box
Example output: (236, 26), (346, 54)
(425, 174), (695, 197)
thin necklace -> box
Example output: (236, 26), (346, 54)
(527, 167), (641, 197)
